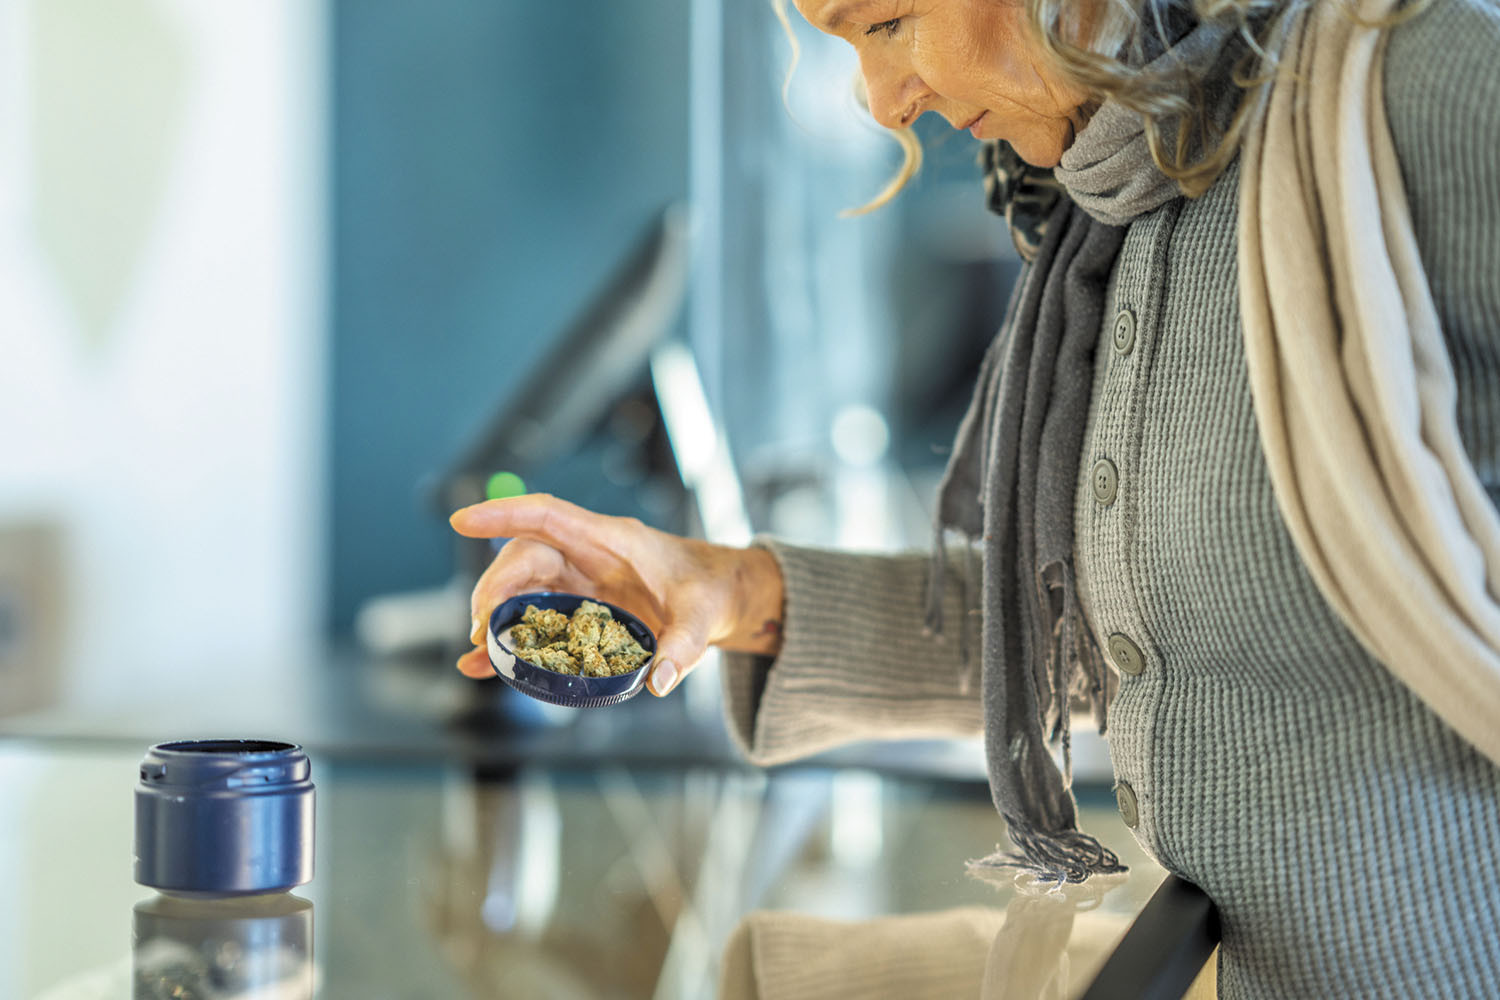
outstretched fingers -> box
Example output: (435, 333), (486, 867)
(452, 494), (723, 690)
(450, 494), (550, 538)
(452, 494), (609, 550)
(454, 494), (652, 582)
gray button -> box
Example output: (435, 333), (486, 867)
(1115, 781), (1140, 829)
(1091, 459), (1118, 505)
(1113, 309), (1136, 355)
(1108, 633), (1146, 676)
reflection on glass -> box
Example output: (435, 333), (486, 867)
(424, 771), (609, 998)
(307, 762), (1160, 998)
(979, 874), (1129, 1000)
(720, 874), (1138, 1000)
(133, 892), (313, 1000)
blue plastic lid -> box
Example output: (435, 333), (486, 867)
(487, 592), (656, 708)
(135, 740), (314, 895)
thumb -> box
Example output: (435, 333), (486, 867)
(649, 614), (714, 697)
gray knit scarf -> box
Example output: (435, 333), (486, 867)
(929, 15), (1240, 883)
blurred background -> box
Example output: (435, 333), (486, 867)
(0, 0), (1024, 727)
(0, 1), (1152, 994)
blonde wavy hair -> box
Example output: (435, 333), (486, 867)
(772, 0), (1415, 212)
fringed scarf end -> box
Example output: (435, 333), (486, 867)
(1036, 557), (1114, 758)
(967, 821), (1127, 886)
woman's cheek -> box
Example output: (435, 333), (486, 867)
(910, 24), (1000, 100)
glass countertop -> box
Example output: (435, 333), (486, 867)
(4, 739), (1179, 1000)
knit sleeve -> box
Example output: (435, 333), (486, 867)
(1383, 0), (1500, 505)
(718, 538), (984, 766)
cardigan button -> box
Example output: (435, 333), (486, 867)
(1091, 459), (1119, 505)
(1108, 633), (1146, 676)
(1113, 309), (1136, 355)
(1115, 781), (1140, 829)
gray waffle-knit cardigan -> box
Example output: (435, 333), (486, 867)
(717, 0), (1500, 995)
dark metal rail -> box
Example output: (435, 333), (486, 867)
(1080, 874), (1220, 1000)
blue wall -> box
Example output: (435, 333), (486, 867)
(329, 1), (690, 631)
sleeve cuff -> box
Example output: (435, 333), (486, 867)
(719, 536), (984, 766)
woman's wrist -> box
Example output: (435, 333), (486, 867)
(715, 545), (786, 657)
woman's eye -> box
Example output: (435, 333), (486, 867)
(865, 18), (902, 37)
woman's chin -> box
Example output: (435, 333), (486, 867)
(1015, 146), (1064, 169)
(1006, 131), (1067, 169)
(1000, 119), (1075, 169)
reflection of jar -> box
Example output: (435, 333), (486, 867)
(133, 891), (313, 1000)
(132, 740), (316, 1000)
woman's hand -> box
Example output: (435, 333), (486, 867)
(449, 494), (785, 695)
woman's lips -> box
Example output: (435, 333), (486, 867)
(965, 112), (989, 138)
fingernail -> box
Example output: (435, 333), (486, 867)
(650, 659), (678, 696)
(470, 618), (484, 645)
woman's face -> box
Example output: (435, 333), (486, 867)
(793, 0), (1091, 167)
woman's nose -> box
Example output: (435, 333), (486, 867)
(857, 49), (930, 130)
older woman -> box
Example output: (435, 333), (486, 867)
(452, 0), (1500, 994)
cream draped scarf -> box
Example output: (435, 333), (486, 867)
(1239, 0), (1500, 767)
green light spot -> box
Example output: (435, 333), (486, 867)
(485, 471), (527, 501)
